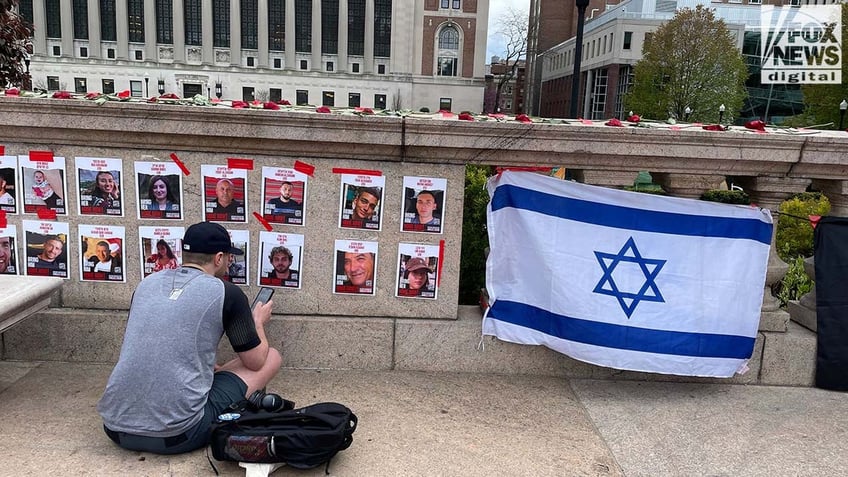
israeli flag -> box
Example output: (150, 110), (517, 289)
(482, 171), (773, 377)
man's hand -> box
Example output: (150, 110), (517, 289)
(253, 299), (273, 328)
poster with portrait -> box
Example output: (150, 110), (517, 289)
(223, 229), (249, 286)
(77, 157), (123, 216)
(23, 219), (70, 278)
(136, 161), (183, 220)
(202, 165), (248, 223)
(0, 155), (18, 214)
(333, 239), (378, 295)
(396, 243), (439, 299)
(338, 173), (385, 231)
(261, 166), (307, 226)
(0, 225), (19, 275)
(258, 231), (303, 288)
(79, 224), (126, 283)
(19, 154), (67, 215)
(139, 226), (185, 278)
(401, 176), (446, 234)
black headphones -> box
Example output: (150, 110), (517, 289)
(246, 390), (294, 413)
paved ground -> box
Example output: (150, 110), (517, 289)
(1, 360), (847, 477)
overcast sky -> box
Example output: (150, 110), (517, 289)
(486, 0), (531, 61)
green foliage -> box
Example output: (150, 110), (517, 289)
(776, 192), (830, 261)
(775, 256), (813, 307)
(458, 165), (494, 305)
(0, 0), (32, 88)
(623, 6), (749, 123)
(798, 4), (848, 129)
(699, 190), (750, 204)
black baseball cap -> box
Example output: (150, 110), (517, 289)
(182, 222), (243, 255)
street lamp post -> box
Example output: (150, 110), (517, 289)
(144, 72), (149, 97)
(157, 78), (165, 95)
(569, 0), (591, 119)
(215, 80), (222, 99)
(684, 106), (691, 122)
(719, 104), (726, 125)
(839, 99), (847, 130)
(23, 40), (33, 90)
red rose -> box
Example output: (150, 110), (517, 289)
(84, 92), (101, 99)
(277, 99), (291, 105)
(458, 112), (475, 121)
(160, 93), (180, 100)
(231, 100), (248, 109)
(355, 107), (374, 114)
(626, 114), (641, 123)
(515, 114), (532, 124)
(702, 124), (728, 131)
(316, 106), (331, 113)
(117, 90), (131, 99)
(745, 120), (766, 132)
(263, 101), (280, 110)
(52, 91), (72, 99)
(605, 118), (624, 127)
(5, 88), (20, 96)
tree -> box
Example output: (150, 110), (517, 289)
(491, 6), (527, 113)
(624, 6), (748, 123)
(796, 4), (848, 129)
(0, 0), (33, 89)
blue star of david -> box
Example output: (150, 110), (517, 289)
(593, 237), (666, 318)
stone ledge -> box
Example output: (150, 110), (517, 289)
(787, 300), (817, 332)
(759, 322), (816, 387)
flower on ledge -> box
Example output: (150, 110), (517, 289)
(52, 91), (72, 99)
(231, 100), (248, 109)
(316, 106), (331, 113)
(4, 88), (20, 96)
(116, 90), (131, 99)
(354, 107), (374, 115)
(626, 114), (641, 123)
(702, 124), (728, 131)
(744, 119), (767, 132)
(84, 92), (102, 100)
(605, 118), (624, 127)
(276, 99), (291, 105)
(458, 112), (475, 121)
(515, 114), (532, 124)
(263, 101), (279, 110)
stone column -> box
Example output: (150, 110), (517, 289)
(258, 0), (269, 67)
(230, 0), (242, 66)
(60, 0), (74, 57)
(116, 0), (129, 59)
(337, 0), (348, 72)
(173, 0), (186, 62)
(202, 0), (213, 63)
(87, 0), (102, 58)
(285, 0), (295, 69)
(651, 173), (725, 199)
(364, 0), (373, 73)
(144, 0), (157, 60)
(812, 179), (848, 217)
(311, 0), (321, 70)
(735, 176), (811, 332)
(33, 0), (47, 55)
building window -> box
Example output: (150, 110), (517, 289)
(100, 0), (117, 41)
(107, 48), (115, 58)
(47, 76), (60, 91)
(300, 59), (308, 70)
(440, 0), (460, 8)
(130, 80), (142, 97)
(374, 94), (386, 109)
(19, 0), (33, 24)
(102, 78), (115, 94)
(296, 89), (309, 105)
(614, 65), (633, 119)
(352, 62), (359, 73)
(374, 0), (391, 57)
(437, 25), (459, 76)
(452, 0), (460, 8)
(52, 45), (61, 56)
(348, 0), (364, 56)
(128, 0), (144, 42)
(73, 0), (88, 39)
(326, 61), (334, 71)
(623, 31), (632, 50)
(156, 0), (173, 43)
(246, 56), (255, 66)
(270, 88), (282, 102)
(590, 68), (608, 120)
(269, 0), (285, 51)
(322, 91), (334, 107)
(295, 0), (311, 52)
(349, 92), (360, 107)
(322, 0), (339, 54)
(242, 87), (255, 102)
(46, 0), (61, 38)
(183, 83), (202, 97)
(242, 0), (258, 49)
(74, 77), (87, 93)
(439, 97), (452, 111)
(134, 50), (143, 60)
(185, 0), (202, 46)
(79, 46), (88, 57)
(213, 0), (230, 47)
(273, 58), (282, 68)
(377, 64), (385, 74)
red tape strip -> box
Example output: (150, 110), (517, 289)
(253, 212), (273, 231)
(29, 151), (54, 162)
(0, 145), (5, 155)
(227, 157), (254, 170)
(331, 168), (382, 176)
(437, 240), (445, 287)
(0, 210), (7, 228)
(36, 207), (58, 220)
(294, 160), (315, 177)
(169, 153), (191, 176)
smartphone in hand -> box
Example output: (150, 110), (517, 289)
(252, 287), (275, 309)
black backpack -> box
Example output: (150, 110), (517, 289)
(209, 402), (358, 474)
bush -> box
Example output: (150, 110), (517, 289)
(700, 190), (750, 205)
(775, 256), (813, 307)
(775, 192), (830, 261)
(458, 165), (494, 305)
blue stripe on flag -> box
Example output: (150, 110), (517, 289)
(491, 184), (771, 245)
(488, 299), (755, 359)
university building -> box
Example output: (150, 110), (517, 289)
(16, 0), (490, 111)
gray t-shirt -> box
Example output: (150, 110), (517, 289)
(97, 267), (259, 437)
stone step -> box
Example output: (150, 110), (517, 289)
(0, 306), (817, 387)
